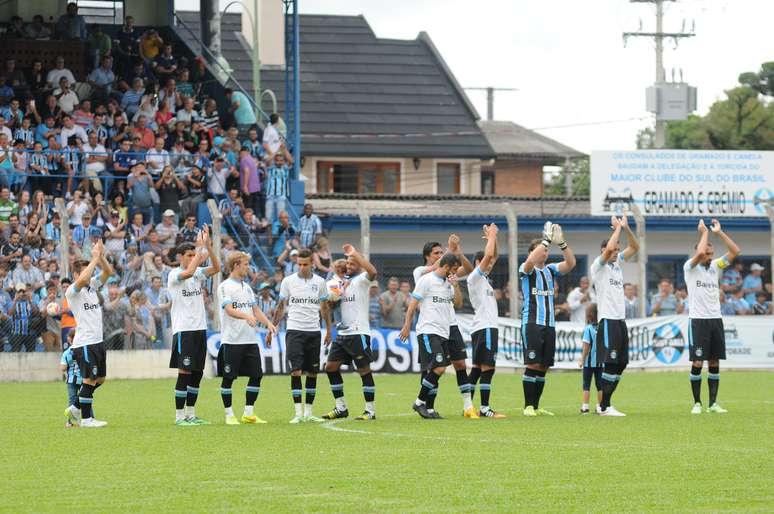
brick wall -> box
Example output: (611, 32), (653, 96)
(491, 160), (544, 196)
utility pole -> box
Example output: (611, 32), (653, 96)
(623, 0), (695, 148)
(464, 87), (518, 121)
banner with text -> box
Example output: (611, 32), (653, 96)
(206, 314), (774, 373)
(591, 150), (774, 217)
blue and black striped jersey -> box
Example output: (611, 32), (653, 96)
(519, 262), (562, 327)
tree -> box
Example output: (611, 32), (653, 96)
(739, 62), (774, 97)
(544, 156), (589, 197)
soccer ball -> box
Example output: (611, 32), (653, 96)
(326, 278), (343, 302)
(46, 302), (61, 316)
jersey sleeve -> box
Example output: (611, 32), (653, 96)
(683, 259), (694, 273)
(60, 352), (68, 366)
(412, 266), (426, 285)
(411, 276), (428, 301)
(547, 263), (562, 276)
(518, 262), (532, 277)
(278, 278), (289, 301)
(219, 282), (233, 309)
(64, 283), (76, 300)
(467, 266), (484, 288)
(194, 266), (208, 282)
(582, 325), (593, 345)
(590, 256), (603, 276)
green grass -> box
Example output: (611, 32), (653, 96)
(2, 371), (773, 513)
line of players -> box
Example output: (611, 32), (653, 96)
(61, 214), (740, 427)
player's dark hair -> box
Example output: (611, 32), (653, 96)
(439, 252), (460, 269)
(474, 250), (485, 264)
(71, 259), (90, 273)
(297, 248), (313, 260)
(586, 303), (597, 325)
(528, 238), (543, 253)
(422, 241), (441, 262)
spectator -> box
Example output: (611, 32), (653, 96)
(208, 157), (237, 201)
(379, 276), (409, 329)
(24, 15), (52, 40)
(104, 210), (126, 257)
(65, 189), (89, 228)
(265, 145), (292, 223)
(88, 25), (112, 69)
(12, 254), (44, 291)
(4, 60), (29, 100)
(128, 289), (155, 349)
(554, 288), (570, 322)
(742, 263), (764, 305)
(132, 115), (155, 149)
(121, 78), (145, 118)
(262, 112), (281, 160)
(53, 78), (79, 115)
(59, 115), (87, 147)
(567, 276), (594, 324)
(145, 136), (170, 176)
(155, 209), (179, 250)
(238, 146), (262, 217)
(0, 187), (17, 221)
(139, 29), (164, 63)
(624, 282), (640, 319)
(368, 281), (381, 328)
(721, 259), (744, 294)
(177, 214), (199, 244)
(649, 279), (683, 316)
(127, 163), (154, 224)
(727, 289), (750, 315)
(56, 2), (88, 41)
(114, 16), (140, 77)
(199, 99), (219, 132)
(153, 45), (178, 85)
(180, 166), (205, 220)
(39, 284), (61, 351)
(751, 291), (772, 315)
(82, 131), (107, 193)
(103, 282), (129, 349)
(225, 88), (257, 130)
(8, 282), (39, 351)
(270, 210), (296, 258)
(298, 203), (322, 249)
(277, 244), (299, 275)
(311, 236), (332, 277)
(86, 55), (116, 105)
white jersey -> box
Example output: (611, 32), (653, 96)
(413, 264), (458, 326)
(168, 266), (209, 334)
(412, 271), (455, 339)
(684, 256), (729, 319)
(339, 272), (371, 336)
(218, 278), (258, 344)
(467, 266), (498, 332)
(279, 272), (328, 332)
(590, 252), (626, 321)
(65, 276), (105, 348)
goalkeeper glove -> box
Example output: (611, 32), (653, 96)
(541, 221), (553, 248)
(552, 224), (567, 250)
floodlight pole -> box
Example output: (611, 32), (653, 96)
(629, 203), (648, 318)
(207, 199), (222, 331)
(54, 198), (69, 279)
(357, 202), (371, 260)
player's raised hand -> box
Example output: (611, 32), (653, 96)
(92, 239), (104, 258)
(698, 219), (707, 233)
(448, 234), (460, 252)
(710, 219), (722, 233)
(541, 221), (553, 248)
(552, 224), (567, 249)
(486, 223), (499, 238)
(610, 216), (621, 229)
(342, 243), (355, 256)
(447, 274), (458, 286)
(619, 214), (629, 228)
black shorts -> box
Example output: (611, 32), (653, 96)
(471, 327), (498, 367)
(72, 342), (107, 380)
(169, 330), (208, 371)
(522, 323), (556, 367)
(286, 330), (322, 373)
(597, 319), (629, 365)
(583, 366), (603, 391)
(217, 343), (263, 379)
(447, 325), (467, 362)
(328, 334), (373, 369)
(418, 333), (451, 371)
(689, 318), (726, 361)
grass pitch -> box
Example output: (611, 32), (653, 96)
(2, 371), (772, 513)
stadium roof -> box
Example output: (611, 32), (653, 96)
(176, 12), (494, 159)
(478, 121), (585, 160)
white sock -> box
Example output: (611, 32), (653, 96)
(244, 405), (254, 416)
(185, 405), (195, 418)
(335, 397), (347, 411)
(365, 401), (375, 414)
(304, 403), (313, 417)
(225, 407), (234, 417)
(176, 409), (185, 421)
(427, 408), (435, 413)
(414, 398), (425, 406)
(480, 405), (490, 413)
(294, 403), (303, 416)
(582, 403), (589, 411)
(462, 392), (473, 410)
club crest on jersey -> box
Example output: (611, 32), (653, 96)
(311, 284), (319, 292)
(183, 357), (191, 366)
(435, 353), (443, 363)
(696, 348), (703, 357)
(610, 350), (618, 359)
(224, 365), (232, 373)
(92, 366), (98, 376)
(528, 351), (536, 359)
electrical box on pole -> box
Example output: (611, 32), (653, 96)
(646, 82), (697, 120)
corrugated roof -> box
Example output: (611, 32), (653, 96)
(478, 120), (585, 159)
(176, 12), (494, 159)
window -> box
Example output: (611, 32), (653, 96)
(316, 162), (400, 194)
(436, 163), (460, 194)
(481, 170), (495, 195)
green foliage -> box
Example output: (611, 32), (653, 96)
(544, 156), (590, 197)
(4, 373), (772, 512)
(738, 61), (774, 97)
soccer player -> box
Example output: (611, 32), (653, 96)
(168, 227), (220, 426)
(63, 240), (115, 428)
(684, 219), (740, 414)
(412, 235), (478, 418)
(578, 303), (603, 414)
(590, 215), (640, 417)
(519, 222), (576, 417)
(400, 252), (462, 419)
(217, 252), (278, 425)
(269, 248), (332, 424)
(467, 223), (506, 418)
(322, 244), (378, 421)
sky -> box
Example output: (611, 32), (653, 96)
(176, 0), (772, 153)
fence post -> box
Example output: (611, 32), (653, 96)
(207, 199), (222, 331)
(504, 204), (519, 319)
(765, 204), (774, 287)
(357, 202), (371, 260)
(629, 204), (648, 318)
(54, 198), (70, 279)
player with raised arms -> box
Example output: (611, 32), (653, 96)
(269, 248), (332, 424)
(412, 235), (478, 419)
(401, 252), (462, 419)
(590, 215), (639, 416)
(167, 227), (220, 426)
(63, 240), (115, 428)
(467, 223), (506, 418)
(321, 243), (379, 421)
(684, 219), (740, 414)
(217, 252), (278, 425)
(519, 222), (576, 417)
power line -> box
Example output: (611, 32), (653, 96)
(530, 116), (650, 131)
